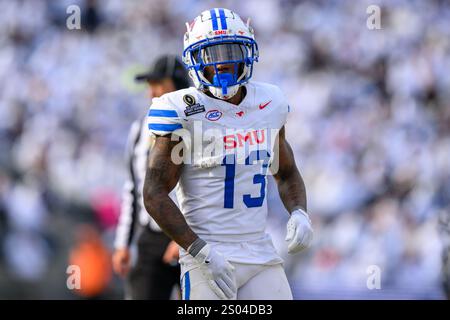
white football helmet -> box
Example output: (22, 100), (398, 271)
(182, 8), (259, 100)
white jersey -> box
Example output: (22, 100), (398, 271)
(147, 81), (289, 266)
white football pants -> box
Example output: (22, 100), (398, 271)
(180, 263), (293, 300)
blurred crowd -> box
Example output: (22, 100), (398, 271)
(0, 0), (449, 299)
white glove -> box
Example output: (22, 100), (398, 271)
(285, 209), (313, 254)
(193, 243), (236, 299)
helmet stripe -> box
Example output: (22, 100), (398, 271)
(218, 8), (227, 29)
(210, 9), (219, 30)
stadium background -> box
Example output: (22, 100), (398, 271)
(0, 0), (449, 299)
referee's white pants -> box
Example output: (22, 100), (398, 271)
(180, 263), (293, 300)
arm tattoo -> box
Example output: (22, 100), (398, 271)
(143, 135), (198, 250)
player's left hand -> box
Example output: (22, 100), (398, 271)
(285, 209), (313, 254)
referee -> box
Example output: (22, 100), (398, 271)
(113, 55), (190, 299)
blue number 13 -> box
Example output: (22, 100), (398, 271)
(221, 150), (271, 209)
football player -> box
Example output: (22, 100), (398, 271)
(143, 8), (313, 300)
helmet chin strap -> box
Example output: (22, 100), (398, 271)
(209, 84), (239, 100)
(205, 65), (248, 100)
(212, 73), (235, 96)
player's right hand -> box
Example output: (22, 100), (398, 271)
(112, 248), (131, 277)
(193, 244), (236, 299)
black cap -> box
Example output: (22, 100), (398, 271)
(135, 55), (190, 90)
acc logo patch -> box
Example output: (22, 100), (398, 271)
(205, 110), (222, 121)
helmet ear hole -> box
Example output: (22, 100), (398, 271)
(238, 63), (245, 77)
(192, 49), (200, 63)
